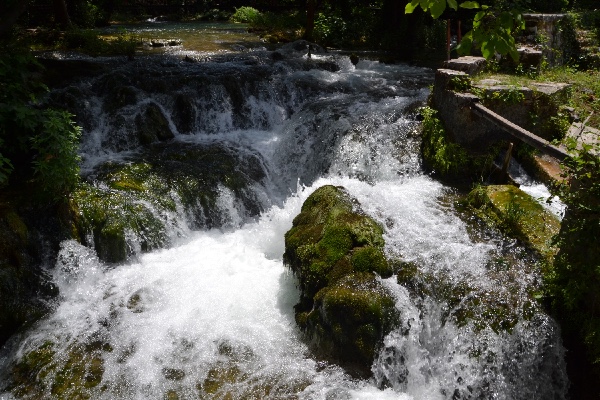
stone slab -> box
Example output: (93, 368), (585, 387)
(443, 56), (487, 75)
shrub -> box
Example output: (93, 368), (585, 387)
(230, 6), (262, 24)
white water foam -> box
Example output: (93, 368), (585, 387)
(0, 53), (567, 399)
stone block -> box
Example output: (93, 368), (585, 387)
(443, 56), (487, 75)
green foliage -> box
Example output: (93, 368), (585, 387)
(472, 84), (526, 104)
(420, 106), (471, 177)
(0, 139), (14, 184)
(0, 46), (81, 198)
(230, 6), (262, 24)
(459, 8), (524, 61)
(449, 75), (473, 92)
(30, 110), (81, 197)
(549, 140), (600, 374)
(70, 0), (103, 28)
(406, 1), (524, 61)
(312, 4), (378, 48)
(314, 13), (348, 46)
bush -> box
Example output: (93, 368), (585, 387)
(230, 6), (262, 24)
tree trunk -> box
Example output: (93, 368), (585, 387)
(304, 0), (317, 41)
(53, 0), (71, 29)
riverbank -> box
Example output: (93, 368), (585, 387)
(424, 54), (600, 399)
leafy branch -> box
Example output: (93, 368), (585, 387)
(405, 0), (524, 61)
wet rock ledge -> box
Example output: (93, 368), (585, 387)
(284, 185), (399, 377)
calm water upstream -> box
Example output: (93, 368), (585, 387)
(0, 22), (568, 399)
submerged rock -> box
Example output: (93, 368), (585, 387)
(135, 102), (175, 145)
(172, 93), (197, 134)
(284, 185), (398, 376)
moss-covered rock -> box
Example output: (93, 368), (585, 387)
(135, 102), (175, 145)
(298, 273), (399, 372)
(104, 85), (138, 114)
(71, 142), (267, 263)
(466, 184), (560, 260)
(7, 340), (111, 399)
(284, 185), (397, 376)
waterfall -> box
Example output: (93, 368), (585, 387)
(0, 40), (567, 399)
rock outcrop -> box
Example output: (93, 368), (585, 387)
(284, 185), (398, 376)
(71, 142), (268, 263)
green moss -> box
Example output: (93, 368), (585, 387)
(320, 225), (354, 264)
(351, 247), (391, 277)
(311, 273), (399, 366)
(420, 107), (497, 182)
(8, 341), (109, 399)
(9, 341), (56, 396)
(284, 185), (388, 301)
(70, 182), (168, 263)
(284, 185), (397, 375)
(67, 142), (268, 263)
(467, 185), (560, 260)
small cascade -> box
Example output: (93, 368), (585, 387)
(0, 27), (569, 399)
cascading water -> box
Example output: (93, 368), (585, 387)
(0, 34), (568, 399)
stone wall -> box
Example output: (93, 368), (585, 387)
(520, 14), (576, 67)
(431, 59), (571, 155)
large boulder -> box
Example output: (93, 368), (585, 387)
(284, 185), (398, 376)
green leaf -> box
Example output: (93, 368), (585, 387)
(430, 0), (447, 18)
(508, 46), (520, 62)
(499, 11), (514, 31)
(459, 1), (480, 9)
(447, 0), (458, 10)
(473, 10), (486, 21)
(456, 33), (473, 55)
(405, 0), (420, 13)
(481, 40), (493, 59)
(495, 36), (510, 54)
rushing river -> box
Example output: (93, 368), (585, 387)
(0, 23), (568, 399)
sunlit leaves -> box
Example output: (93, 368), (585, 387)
(405, 0), (420, 13)
(459, 1), (480, 9)
(405, 0), (458, 17)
